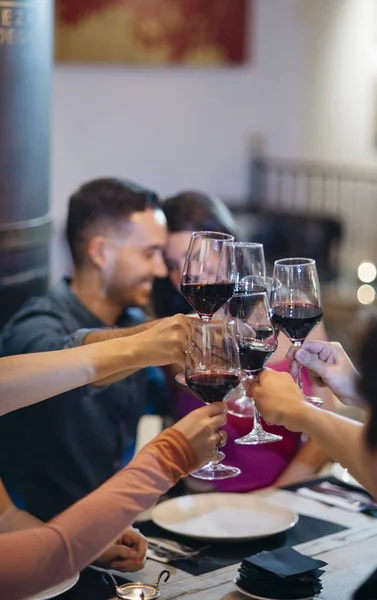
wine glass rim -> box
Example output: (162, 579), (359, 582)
(223, 241), (263, 248)
(191, 231), (234, 241)
(274, 257), (316, 267)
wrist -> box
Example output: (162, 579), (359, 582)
(284, 401), (314, 433)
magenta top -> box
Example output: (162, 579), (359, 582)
(175, 360), (311, 492)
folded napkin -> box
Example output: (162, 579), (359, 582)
(235, 547), (327, 599)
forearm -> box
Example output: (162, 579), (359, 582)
(274, 438), (330, 486)
(83, 319), (160, 345)
(296, 407), (375, 496)
(0, 429), (197, 600)
(0, 336), (147, 416)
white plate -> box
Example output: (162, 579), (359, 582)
(26, 573), (79, 600)
(233, 577), (314, 600)
(331, 462), (363, 489)
(152, 493), (298, 541)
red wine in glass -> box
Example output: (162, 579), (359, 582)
(180, 231), (235, 321)
(239, 341), (275, 373)
(180, 282), (235, 320)
(186, 372), (240, 404)
(271, 258), (324, 408)
(271, 302), (323, 342)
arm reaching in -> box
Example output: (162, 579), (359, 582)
(0, 402), (227, 600)
(286, 340), (361, 407)
(0, 314), (189, 416)
(248, 370), (376, 497)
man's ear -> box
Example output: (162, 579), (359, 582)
(87, 235), (109, 269)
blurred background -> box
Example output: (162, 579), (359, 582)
(2, 0), (377, 354)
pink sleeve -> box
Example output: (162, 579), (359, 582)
(0, 428), (197, 600)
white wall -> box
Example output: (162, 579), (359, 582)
(301, 0), (377, 165)
(51, 0), (306, 279)
(51, 0), (377, 281)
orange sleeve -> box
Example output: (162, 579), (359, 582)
(0, 428), (196, 600)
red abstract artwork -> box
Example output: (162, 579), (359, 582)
(55, 0), (249, 65)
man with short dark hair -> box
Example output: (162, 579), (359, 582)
(0, 178), (170, 568)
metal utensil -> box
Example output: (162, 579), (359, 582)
(309, 482), (377, 510)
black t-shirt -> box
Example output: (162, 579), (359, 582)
(0, 278), (148, 521)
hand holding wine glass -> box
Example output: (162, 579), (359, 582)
(185, 318), (241, 480)
(270, 258), (324, 407)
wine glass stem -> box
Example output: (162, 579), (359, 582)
(292, 340), (303, 391)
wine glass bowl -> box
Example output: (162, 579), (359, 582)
(180, 231), (235, 321)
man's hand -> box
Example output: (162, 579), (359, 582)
(92, 526), (147, 572)
(247, 369), (310, 432)
(138, 314), (190, 369)
(286, 341), (361, 406)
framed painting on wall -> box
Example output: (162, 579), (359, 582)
(55, 0), (250, 66)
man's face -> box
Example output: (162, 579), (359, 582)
(101, 208), (168, 307)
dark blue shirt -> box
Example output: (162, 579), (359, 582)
(0, 278), (149, 520)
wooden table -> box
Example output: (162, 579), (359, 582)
(117, 487), (377, 600)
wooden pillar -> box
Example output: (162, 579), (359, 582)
(0, 0), (53, 326)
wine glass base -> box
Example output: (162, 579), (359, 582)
(226, 397), (255, 418)
(235, 431), (283, 445)
(306, 395), (324, 408)
(191, 464), (241, 480)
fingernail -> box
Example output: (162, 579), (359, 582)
(296, 349), (306, 360)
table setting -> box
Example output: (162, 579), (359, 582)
(49, 233), (377, 600)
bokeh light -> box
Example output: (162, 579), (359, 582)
(357, 260), (377, 283)
(357, 284), (376, 305)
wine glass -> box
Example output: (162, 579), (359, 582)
(270, 258), (324, 407)
(232, 288), (282, 445)
(223, 242), (266, 417)
(180, 231), (235, 322)
(185, 318), (241, 480)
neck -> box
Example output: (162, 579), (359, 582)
(70, 270), (123, 326)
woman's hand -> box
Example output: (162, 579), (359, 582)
(92, 526), (147, 572)
(173, 402), (228, 466)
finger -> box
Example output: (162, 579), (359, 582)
(111, 558), (145, 572)
(211, 413), (228, 429)
(203, 401), (228, 416)
(286, 346), (295, 360)
(216, 429), (227, 448)
(111, 545), (138, 560)
(121, 529), (147, 561)
(294, 348), (328, 378)
(301, 341), (333, 363)
(289, 358), (300, 377)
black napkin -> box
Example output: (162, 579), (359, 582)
(137, 514), (346, 576)
(236, 547), (327, 599)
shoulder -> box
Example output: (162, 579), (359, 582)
(0, 291), (69, 355)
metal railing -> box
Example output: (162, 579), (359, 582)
(232, 156), (377, 276)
